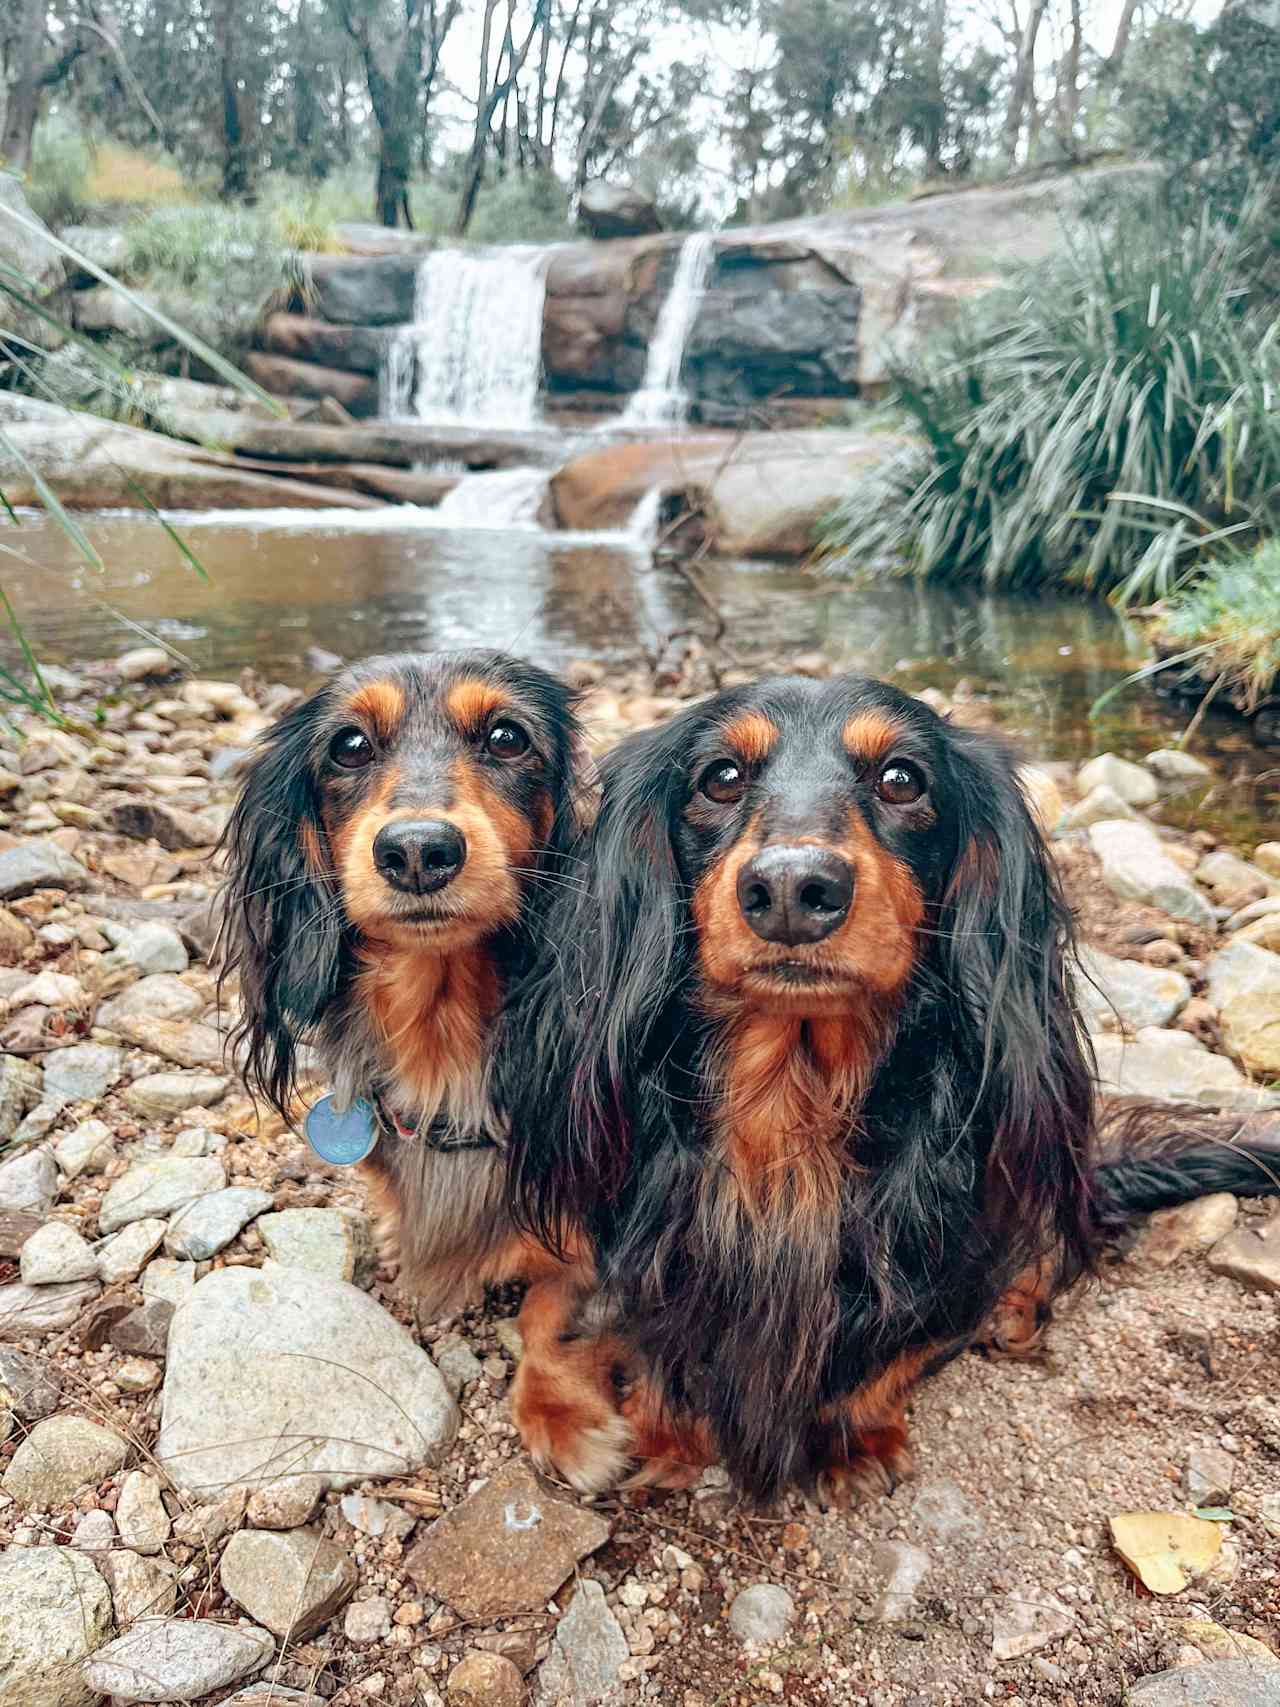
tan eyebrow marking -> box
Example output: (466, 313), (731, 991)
(720, 712), (780, 765)
(842, 710), (903, 764)
(347, 679), (405, 743)
(446, 678), (509, 733)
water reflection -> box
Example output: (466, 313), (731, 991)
(3, 511), (1275, 843)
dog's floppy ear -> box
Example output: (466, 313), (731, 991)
(506, 715), (688, 1248)
(938, 726), (1095, 1278)
(218, 691), (344, 1116)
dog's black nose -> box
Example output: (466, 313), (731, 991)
(736, 846), (853, 945)
(372, 819), (467, 895)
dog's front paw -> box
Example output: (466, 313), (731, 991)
(814, 1425), (912, 1510)
(511, 1361), (632, 1493)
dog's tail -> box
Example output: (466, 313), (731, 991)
(1091, 1102), (1280, 1230)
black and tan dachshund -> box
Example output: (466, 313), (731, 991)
(505, 671), (1280, 1502)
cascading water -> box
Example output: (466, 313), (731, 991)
(433, 467), (550, 529)
(620, 233), (715, 428)
(381, 246), (549, 427)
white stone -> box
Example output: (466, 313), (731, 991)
(98, 973), (202, 1027)
(164, 1187), (273, 1260)
(344, 1597), (392, 1643)
(53, 1119), (113, 1180)
(257, 1208), (377, 1288)
(339, 1492), (416, 1541)
(99, 1547), (178, 1625)
(1077, 753), (1158, 807)
(124, 1071), (228, 1117)
(991, 1588), (1073, 1660)
(83, 1617), (274, 1702)
(1145, 749), (1213, 786)
(99, 920), (189, 975)
(868, 1540), (930, 1622)
(0, 1278), (100, 1341)
(1093, 1027), (1280, 1112)
(219, 1527), (356, 1639)
(1073, 944), (1191, 1033)
(1088, 820), (1216, 927)
(141, 1256), (199, 1304)
(538, 1578), (630, 1703)
(42, 1042), (124, 1103)
(98, 1156), (227, 1233)
(116, 646), (172, 681)
(18, 1220), (97, 1285)
(0, 1544), (113, 1707)
(727, 1582), (796, 1645)
(0, 1146), (57, 1216)
(69, 1509), (116, 1553)
(157, 1263), (459, 1496)
(96, 1217), (167, 1284)
(116, 1469), (171, 1555)
(1206, 940), (1280, 1077)
(2, 1414), (129, 1505)
(1061, 784), (1139, 830)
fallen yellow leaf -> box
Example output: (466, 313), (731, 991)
(1109, 1511), (1223, 1594)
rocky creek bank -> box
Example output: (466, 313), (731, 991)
(0, 645), (1277, 1707)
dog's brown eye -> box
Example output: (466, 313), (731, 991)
(329, 728), (375, 770)
(486, 720), (530, 759)
(875, 761), (925, 804)
(699, 760), (746, 804)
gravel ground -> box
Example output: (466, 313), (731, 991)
(0, 647), (1276, 1707)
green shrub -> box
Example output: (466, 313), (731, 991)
(1157, 544), (1280, 713)
(25, 113), (93, 228)
(825, 193), (1280, 601)
(464, 171), (573, 244)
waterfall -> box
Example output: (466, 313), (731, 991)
(621, 233), (715, 427)
(434, 467), (550, 529)
(381, 246), (548, 428)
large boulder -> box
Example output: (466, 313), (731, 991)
(304, 253), (421, 326)
(0, 176), (66, 354)
(683, 285), (860, 412)
(551, 429), (908, 558)
(578, 180), (663, 239)
(0, 1545), (113, 1707)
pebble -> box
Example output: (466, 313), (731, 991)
(991, 1588), (1074, 1660)
(0, 1054), (43, 1142)
(98, 1154), (228, 1233)
(0, 1346), (63, 1418)
(434, 1333), (485, 1396)
(100, 1546), (180, 1624)
(1262, 1492), (1280, 1538)
(1088, 821), (1215, 927)
(1073, 944), (1191, 1032)
(141, 1255), (200, 1303)
(84, 1617), (275, 1702)
(103, 797), (219, 850)
(171, 1485), (247, 1548)
(0, 1145), (57, 1216)
(911, 1476), (986, 1543)
(108, 1297), (175, 1358)
(1126, 1659), (1280, 1704)
(42, 1041), (125, 1102)
(1062, 783), (1140, 829)
(98, 971), (203, 1025)
(53, 1117), (114, 1178)
(0, 838), (90, 898)
(246, 1473), (325, 1529)
(99, 918), (190, 974)
(867, 1540), (930, 1621)
(1145, 749), (1213, 786)
(345, 1596), (394, 1644)
(164, 1185), (273, 1259)
(0, 1544), (113, 1707)
(97, 1216), (168, 1283)
(1207, 1207), (1280, 1293)
(1, 1412), (129, 1504)
(1197, 850), (1274, 911)
(1206, 940), (1280, 1077)
(727, 1582), (796, 1645)
(340, 1491), (417, 1541)
(157, 1263), (459, 1494)
(1183, 1444), (1236, 1505)
(220, 1525), (357, 1639)
(538, 1579), (630, 1703)
(448, 1651), (525, 1705)
(18, 1218), (97, 1284)
(173, 1124), (224, 1156)
(116, 645), (173, 680)
(124, 1069), (229, 1115)
(1093, 1027), (1280, 1111)
(1077, 753), (1158, 807)
(1175, 1619), (1277, 1664)
(257, 1207), (378, 1288)
(116, 1354), (163, 1391)
(0, 1276), (101, 1340)
(116, 1468), (172, 1553)
(70, 1507), (116, 1551)
(1135, 1194), (1238, 1266)
(406, 1464), (610, 1620)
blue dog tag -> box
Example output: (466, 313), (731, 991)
(304, 1094), (378, 1166)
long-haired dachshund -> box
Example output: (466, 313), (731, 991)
(508, 672), (1280, 1502)
(220, 648), (588, 1319)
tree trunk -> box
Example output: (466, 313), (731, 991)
(1, 0), (48, 172)
(1058, 0), (1082, 151)
(923, 0), (948, 177)
(1105, 0), (1140, 78)
(216, 0), (254, 197)
(453, 0), (545, 233)
(1001, 0), (1048, 170)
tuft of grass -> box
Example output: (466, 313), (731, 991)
(1156, 544), (1280, 713)
(824, 190), (1280, 602)
(24, 113), (93, 227)
(86, 141), (195, 209)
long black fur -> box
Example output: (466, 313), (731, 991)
(508, 675), (1099, 1498)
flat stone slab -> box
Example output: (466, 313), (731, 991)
(1207, 1210), (1280, 1294)
(82, 1617), (274, 1702)
(157, 1262), (458, 1496)
(406, 1463), (611, 1619)
(1125, 1658), (1280, 1705)
(1093, 1028), (1280, 1113)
